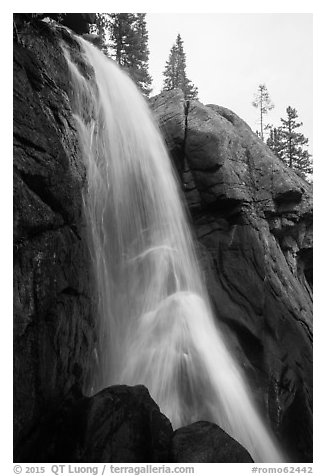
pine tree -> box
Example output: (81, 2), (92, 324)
(162, 34), (198, 100)
(91, 13), (152, 97)
(279, 106), (312, 177)
(163, 44), (178, 90)
(252, 84), (274, 141)
(109, 13), (135, 66)
(90, 14), (111, 54)
(266, 127), (285, 161)
(123, 14), (152, 97)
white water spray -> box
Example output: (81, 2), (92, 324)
(63, 37), (284, 463)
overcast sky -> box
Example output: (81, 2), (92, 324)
(146, 13), (313, 150)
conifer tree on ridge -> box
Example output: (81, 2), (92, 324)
(266, 106), (312, 180)
(279, 106), (312, 177)
(252, 84), (274, 141)
(93, 13), (152, 97)
(162, 34), (198, 100)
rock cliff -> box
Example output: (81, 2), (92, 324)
(13, 20), (312, 462)
(13, 23), (96, 456)
(151, 91), (313, 461)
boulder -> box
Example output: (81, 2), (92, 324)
(16, 385), (173, 463)
(151, 92), (313, 462)
(171, 421), (253, 463)
(78, 385), (173, 463)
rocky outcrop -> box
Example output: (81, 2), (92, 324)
(171, 421), (253, 463)
(14, 14), (96, 37)
(151, 91), (313, 462)
(13, 22), (97, 453)
(16, 385), (173, 463)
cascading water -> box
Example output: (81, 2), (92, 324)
(63, 35), (284, 463)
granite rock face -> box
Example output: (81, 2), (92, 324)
(16, 385), (173, 463)
(171, 421), (253, 463)
(13, 22), (97, 453)
(151, 91), (313, 462)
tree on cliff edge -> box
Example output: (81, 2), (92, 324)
(92, 13), (152, 97)
(279, 106), (312, 178)
(122, 14), (152, 97)
(162, 34), (198, 100)
(252, 84), (274, 141)
(266, 127), (284, 160)
(266, 107), (312, 180)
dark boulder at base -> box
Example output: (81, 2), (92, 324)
(78, 385), (173, 463)
(171, 421), (253, 462)
(15, 385), (173, 463)
(151, 91), (313, 462)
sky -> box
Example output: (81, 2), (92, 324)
(146, 13), (313, 150)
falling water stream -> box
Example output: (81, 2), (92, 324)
(63, 36), (284, 463)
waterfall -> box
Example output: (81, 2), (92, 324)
(63, 36), (284, 463)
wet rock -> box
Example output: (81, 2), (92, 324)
(150, 89), (186, 176)
(16, 385), (173, 463)
(78, 385), (173, 463)
(151, 93), (313, 462)
(171, 421), (253, 462)
(13, 22), (96, 452)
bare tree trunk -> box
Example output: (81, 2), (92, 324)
(260, 92), (264, 141)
